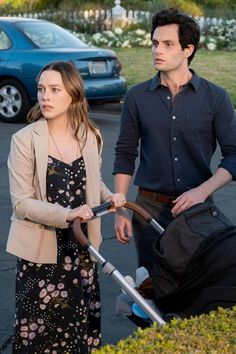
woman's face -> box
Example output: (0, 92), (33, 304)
(37, 69), (72, 121)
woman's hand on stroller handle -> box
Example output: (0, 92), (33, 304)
(92, 201), (113, 217)
(91, 193), (126, 217)
(107, 193), (126, 211)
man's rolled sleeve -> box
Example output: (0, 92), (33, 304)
(219, 148), (236, 181)
(215, 90), (236, 180)
(113, 91), (140, 176)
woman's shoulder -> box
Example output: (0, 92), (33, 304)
(91, 126), (102, 137)
(13, 122), (35, 137)
(12, 118), (45, 140)
(11, 119), (47, 151)
(80, 124), (101, 140)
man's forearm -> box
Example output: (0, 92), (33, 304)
(114, 173), (133, 196)
(199, 167), (232, 198)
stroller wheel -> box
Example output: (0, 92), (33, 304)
(163, 312), (181, 322)
(127, 314), (152, 329)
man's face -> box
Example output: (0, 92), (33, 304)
(151, 24), (190, 73)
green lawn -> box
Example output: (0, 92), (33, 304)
(114, 48), (236, 107)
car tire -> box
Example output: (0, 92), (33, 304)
(0, 79), (31, 123)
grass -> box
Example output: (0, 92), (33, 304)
(114, 48), (236, 107)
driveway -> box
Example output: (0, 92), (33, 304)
(0, 104), (236, 353)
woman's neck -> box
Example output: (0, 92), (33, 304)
(47, 117), (71, 136)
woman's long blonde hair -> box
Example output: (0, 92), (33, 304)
(27, 61), (101, 150)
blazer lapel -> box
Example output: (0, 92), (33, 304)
(33, 118), (49, 201)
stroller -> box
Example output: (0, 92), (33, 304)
(73, 200), (236, 328)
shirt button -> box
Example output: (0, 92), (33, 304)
(172, 115), (176, 119)
(167, 96), (171, 100)
(177, 178), (181, 182)
(174, 157), (178, 162)
(173, 136), (177, 141)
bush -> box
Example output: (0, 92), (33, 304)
(97, 306), (236, 353)
(149, 0), (203, 17)
(76, 28), (152, 48)
(74, 17), (236, 51)
(199, 19), (236, 51)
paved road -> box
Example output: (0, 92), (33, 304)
(0, 105), (236, 353)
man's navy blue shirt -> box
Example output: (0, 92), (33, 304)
(113, 71), (236, 194)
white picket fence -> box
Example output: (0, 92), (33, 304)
(3, 9), (150, 23)
(4, 9), (225, 30)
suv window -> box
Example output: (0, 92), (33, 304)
(0, 29), (11, 50)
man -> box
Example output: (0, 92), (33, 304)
(113, 7), (236, 274)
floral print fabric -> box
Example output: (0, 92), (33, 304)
(13, 156), (101, 353)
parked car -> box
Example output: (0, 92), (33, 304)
(0, 17), (127, 123)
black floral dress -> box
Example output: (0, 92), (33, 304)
(13, 156), (101, 354)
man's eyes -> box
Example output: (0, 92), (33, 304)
(152, 42), (173, 47)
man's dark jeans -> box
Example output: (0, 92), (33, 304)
(132, 191), (174, 274)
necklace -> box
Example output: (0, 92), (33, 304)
(49, 131), (79, 163)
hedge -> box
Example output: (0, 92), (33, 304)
(98, 306), (236, 353)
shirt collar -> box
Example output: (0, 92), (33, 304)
(147, 69), (200, 92)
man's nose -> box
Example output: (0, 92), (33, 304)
(155, 44), (162, 53)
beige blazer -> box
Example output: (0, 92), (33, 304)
(7, 118), (112, 263)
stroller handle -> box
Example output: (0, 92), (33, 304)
(92, 200), (153, 222)
(72, 201), (167, 326)
(73, 201), (156, 248)
(125, 201), (152, 222)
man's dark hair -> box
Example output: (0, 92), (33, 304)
(151, 7), (200, 64)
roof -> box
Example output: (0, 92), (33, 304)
(0, 17), (45, 23)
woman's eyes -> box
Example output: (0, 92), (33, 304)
(37, 87), (60, 93)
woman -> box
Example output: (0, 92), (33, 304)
(7, 61), (125, 353)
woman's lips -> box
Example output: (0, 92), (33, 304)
(42, 105), (53, 111)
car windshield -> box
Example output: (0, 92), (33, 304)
(15, 21), (88, 49)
